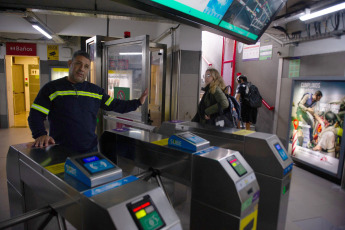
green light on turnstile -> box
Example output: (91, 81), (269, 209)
(139, 211), (164, 230)
(283, 186), (286, 195)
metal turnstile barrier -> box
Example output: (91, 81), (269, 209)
(6, 143), (181, 230)
(156, 121), (293, 230)
(100, 128), (260, 230)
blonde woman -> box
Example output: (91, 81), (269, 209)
(192, 68), (229, 125)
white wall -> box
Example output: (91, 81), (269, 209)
(201, 31), (223, 86)
(293, 35), (345, 57)
(47, 14), (177, 39)
(175, 25), (202, 51)
(37, 44), (79, 61)
(0, 13), (178, 44)
(0, 14), (36, 34)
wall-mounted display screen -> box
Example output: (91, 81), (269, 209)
(287, 78), (345, 179)
(113, 0), (286, 44)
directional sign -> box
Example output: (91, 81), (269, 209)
(6, 42), (36, 56)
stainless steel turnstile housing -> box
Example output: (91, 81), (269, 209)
(157, 121), (293, 230)
(7, 143), (181, 230)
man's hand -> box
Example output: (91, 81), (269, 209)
(33, 135), (56, 148)
(139, 88), (149, 105)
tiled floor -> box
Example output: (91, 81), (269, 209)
(0, 127), (345, 229)
(0, 127), (33, 222)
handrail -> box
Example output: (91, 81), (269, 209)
(202, 55), (212, 66)
(262, 98), (275, 110)
(0, 206), (53, 229)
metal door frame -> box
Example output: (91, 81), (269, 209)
(149, 42), (167, 125)
(86, 35), (108, 87)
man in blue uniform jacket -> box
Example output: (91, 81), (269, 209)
(28, 50), (148, 153)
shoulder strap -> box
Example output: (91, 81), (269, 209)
(223, 85), (232, 95)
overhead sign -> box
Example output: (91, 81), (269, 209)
(47, 45), (59, 60)
(6, 42), (37, 56)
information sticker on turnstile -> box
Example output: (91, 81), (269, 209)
(65, 152), (122, 187)
(168, 132), (210, 152)
(127, 195), (166, 230)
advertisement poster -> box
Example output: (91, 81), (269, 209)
(288, 78), (345, 177)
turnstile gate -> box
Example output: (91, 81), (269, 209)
(156, 121), (293, 230)
(100, 128), (260, 230)
(6, 143), (181, 230)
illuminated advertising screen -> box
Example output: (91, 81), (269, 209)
(112, 0), (286, 44)
(287, 78), (345, 178)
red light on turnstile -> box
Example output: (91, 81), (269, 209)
(141, 202), (150, 209)
(229, 159), (237, 164)
(132, 202), (151, 212)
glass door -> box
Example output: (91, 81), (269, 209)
(103, 35), (150, 127)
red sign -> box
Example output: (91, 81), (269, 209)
(6, 42), (37, 56)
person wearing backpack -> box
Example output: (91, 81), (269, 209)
(235, 74), (259, 130)
(192, 68), (229, 125)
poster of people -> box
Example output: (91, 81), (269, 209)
(288, 78), (345, 177)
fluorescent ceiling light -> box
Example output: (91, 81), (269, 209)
(300, 2), (345, 21)
(32, 25), (52, 39)
(119, 52), (142, 55)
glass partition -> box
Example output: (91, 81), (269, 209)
(103, 35), (149, 123)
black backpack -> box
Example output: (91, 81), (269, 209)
(246, 82), (262, 108)
(214, 86), (241, 128)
